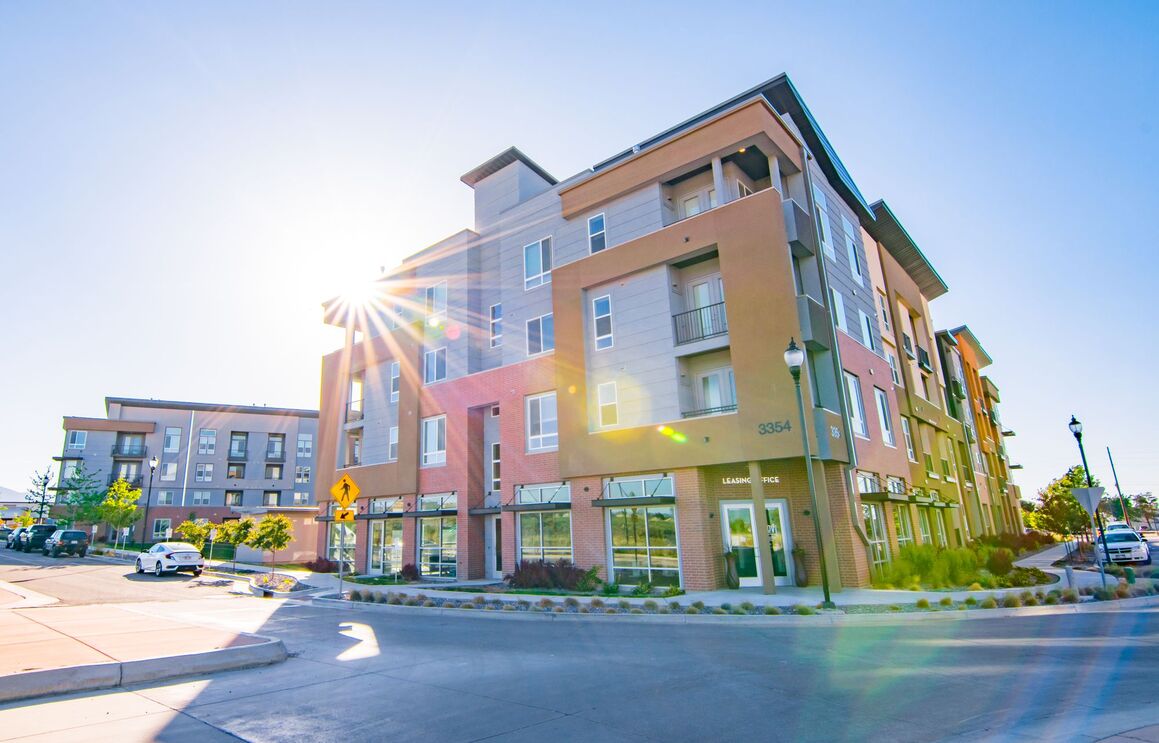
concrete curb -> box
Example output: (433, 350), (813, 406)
(0, 634), (287, 704)
(0, 579), (58, 609)
(310, 593), (1159, 627)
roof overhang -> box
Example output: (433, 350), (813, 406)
(867, 200), (949, 299)
(460, 146), (557, 188)
(948, 325), (994, 368)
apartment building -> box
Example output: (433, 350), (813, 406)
(54, 397), (320, 545)
(316, 73), (1022, 592)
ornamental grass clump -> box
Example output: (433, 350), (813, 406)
(1002, 595), (1021, 608)
(965, 596), (978, 606)
(642, 599), (658, 611)
(712, 607), (728, 615)
(794, 605), (815, 616)
(915, 598), (931, 610)
(739, 601), (755, 612)
(980, 597), (998, 609)
(764, 606), (782, 615)
(939, 596), (954, 607)
(684, 606), (700, 615)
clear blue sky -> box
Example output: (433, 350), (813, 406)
(2, 2), (1156, 501)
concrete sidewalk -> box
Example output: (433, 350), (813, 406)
(0, 604), (286, 703)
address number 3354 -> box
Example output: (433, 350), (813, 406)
(757, 420), (792, 435)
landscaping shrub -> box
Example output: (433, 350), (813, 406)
(712, 607), (728, 615)
(986, 548), (1015, 577)
(578, 606), (589, 613)
(617, 599), (631, 611)
(720, 602), (732, 611)
(915, 598), (931, 609)
(685, 607), (700, 615)
(980, 597), (998, 609)
(506, 559), (593, 591)
(999, 567), (1052, 588)
(537, 597), (555, 609)
(939, 596), (953, 607)
(1002, 595), (1021, 608)
(888, 605), (901, 612)
(575, 567), (602, 593)
(1023, 597), (1038, 607)
(304, 556), (339, 573)
(601, 582), (621, 597)
(422, 600), (436, 607)
(661, 585), (684, 598)
(564, 597), (580, 608)
(631, 581), (654, 597)
(658, 608), (671, 614)
(630, 608), (644, 615)
(590, 598), (605, 609)
(691, 600), (705, 610)
(740, 601), (755, 612)
(501, 604), (516, 611)
(965, 596), (978, 606)
(400, 563), (421, 582)
(968, 582), (983, 591)
(388, 595), (402, 605)
(794, 605), (815, 615)
(668, 601), (683, 612)
(1045, 594), (1059, 605)
(554, 606), (566, 613)
(764, 606), (781, 615)
(643, 599), (658, 611)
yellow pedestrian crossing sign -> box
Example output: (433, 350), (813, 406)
(330, 474), (360, 508)
(334, 508), (355, 523)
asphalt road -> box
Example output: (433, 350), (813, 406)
(0, 546), (237, 605)
(2, 555), (1159, 742)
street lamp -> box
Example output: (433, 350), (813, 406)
(784, 338), (834, 608)
(1068, 416), (1110, 564)
(142, 455), (158, 545)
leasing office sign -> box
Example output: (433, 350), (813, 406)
(721, 476), (781, 486)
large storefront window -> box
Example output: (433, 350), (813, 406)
(518, 511), (572, 563)
(862, 502), (890, 572)
(894, 505), (915, 549)
(917, 507), (933, 544)
(418, 516), (457, 577)
(608, 505), (679, 587)
(328, 521), (355, 570)
(368, 519), (403, 575)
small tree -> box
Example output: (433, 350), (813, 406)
(248, 515), (294, 567)
(176, 519), (213, 551)
(14, 512), (34, 528)
(216, 518), (256, 572)
(1025, 466), (1094, 547)
(56, 461), (105, 528)
(26, 468), (55, 524)
(1134, 493), (1157, 529)
(99, 479), (143, 552)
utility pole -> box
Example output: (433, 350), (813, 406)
(1107, 447), (1131, 527)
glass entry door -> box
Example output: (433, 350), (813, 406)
(367, 520), (403, 576)
(720, 500), (794, 587)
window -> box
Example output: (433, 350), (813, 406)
(198, 429), (216, 455)
(297, 433), (313, 458)
(345, 430), (362, 467)
(192, 491), (211, 506)
(390, 361), (400, 402)
(160, 462), (178, 482)
(873, 388), (896, 447)
(844, 372), (868, 437)
(597, 382), (618, 427)
(66, 431), (87, 450)
(421, 415), (446, 466)
(425, 281), (447, 320)
(588, 213), (606, 254)
(605, 473), (673, 499)
(887, 476), (907, 495)
(491, 405), (500, 417)
(519, 511), (572, 562)
(388, 427), (398, 462)
(490, 443), (501, 492)
(227, 463), (245, 479)
(195, 463), (214, 482)
(369, 496), (404, 514)
(842, 216), (864, 286)
(592, 295), (613, 350)
(263, 491), (279, 507)
(681, 187), (717, 218)
(526, 392), (558, 451)
(917, 508), (933, 544)
(229, 432), (248, 457)
(418, 492), (457, 511)
(831, 289), (847, 332)
(293, 491), (310, 505)
(895, 505), (915, 549)
(61, 461), (79, 481)
(163, 427), (181, 453)
(424, 347), (447, 384)
(328, 519), (356, 568)
(608, 505), (679, 587)
(225, 491), (243, 507)
(862, 503), (890, 572)
(901, 418), (916, 462)
(857, 471), (880, 494)
(489, 304), (502, 348)
(526, 313), (554, 355)
(878, 293), (892, 333)
(523, 237), (552, 290)
(152, 518), (171, 540)
(812, 186), (834, 259)
(887, 353), (900, 385)
(157, 490), (174, 506)
(418, 515), (457, 577)
(737, 179), (754, 198)
(517, 482), (571, 504)
(267, 434), (285, 459)
(265, 464), (283, 480)
(859, 310), (877, 352)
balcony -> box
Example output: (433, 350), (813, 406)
(111, 443), (147, 458)
(227, 448), (248, 461)
(346, 399), (364, 423)
(950, 378), (967, 400)
(917, 347), (934, 373)
(783, 199), (816, 257)
(673, 302), (727, 345)
(108, 473), (143, 487)
(681, 404), (737, 419)
(796, 294), (831, 351)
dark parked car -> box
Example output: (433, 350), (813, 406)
(6, 527), (28, 549)
(43, 529), (89, 557)
(0, 527), (12, 543)
(18, 524), (57, 553)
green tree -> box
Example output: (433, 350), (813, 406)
(175, 519), (213, 551)
(248, 515), (294, 567)
(216, 518), (256, 572)
(1025, 465), (1096, 545)
(14, 512), (34, 528)
(56, 461), (105, 528)
(1134, 493), (1157, 529)
(25, 468), (54, 524)
(1020, 499), (1037, 514)
(99, 478), (143, 551)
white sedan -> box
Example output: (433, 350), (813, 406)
(135, 542), (205, 577)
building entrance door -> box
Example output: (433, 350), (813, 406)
(720, 500), (794, 587)
(484, 515), (503, 579)
(367, 520), (402, 576)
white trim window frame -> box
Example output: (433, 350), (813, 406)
(878, 292), (892, 333)
(295, 465), (311, 483)
(901, 417), (917, 462)
(873, 387), (896, 447)
(831, 289), (848, 333)
(887, 352), (901, 385)
(192, 490), (211, 506)
(592, 295), (613, 350)
(844, 371), (869, 438)
(195, 463), (213, 482)
(859, 309), (877, 352)
(197, 429), (216, 455)
(842, 215), (864, 286)
(523, 237), (552, 290)
(388, 427), (399, 462)
(812, 185), (835, 260)
(597, 381), (618, 427)
(66, 431), (87, 450)
(588, 213), (606, 254)
(526, 313), (554, 356)
(159, 462), (178, 482)
(421, 415), (447, 467)
(490, 442), (501, 492)
(425, 280), (447, 322)
(163, 427), (181, 453)
(390, 361), (400, 402)
(156, 490), (174, 506)
(424, 347), (447, 384)
(489, 303), (502, 348)
(526, 392), (558, 452)
(152, 518), (171, 540)
(297, 433), (313, 458)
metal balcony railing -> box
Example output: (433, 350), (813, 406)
(227, 447), (248, 461)
(265, 449), (286, 462)
(902, 333), (915, 358)
(111, 443), (147, 458)
(681, 404), (737, 419)
(108, 473), (143, 487)
(917, 347), (934, 372)
(673, 302), (728, 345)
(346, 399), (364, 423)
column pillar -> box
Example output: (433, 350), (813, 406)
(748, 461), (776, 594)
(711, 156), (728, 205)
(767, 155), (784, 196)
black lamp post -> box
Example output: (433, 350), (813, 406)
(784, 338), (834, 608)
(1068, 416), (1110, 563)
(142, 455), (158, 544)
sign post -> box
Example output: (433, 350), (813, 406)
(208, 528), (218, 567)
(330, 475), (361, 599)
(1072, 487), (1108, 589)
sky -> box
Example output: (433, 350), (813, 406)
(1, 1), (1157, 501)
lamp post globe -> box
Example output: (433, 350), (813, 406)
(142, 456), (159, 545)
(1068, 415), (1082, 438)
(783, 338), (805, 377)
